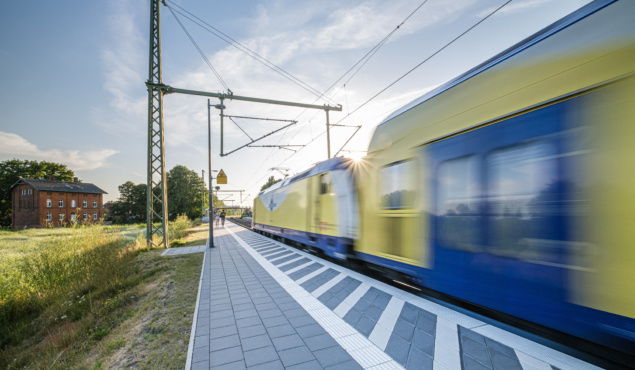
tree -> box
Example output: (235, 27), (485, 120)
(0, 159), (75, 226)
(167, 165), (205, 220)
(108, 181), (147, 224)
(260, 176), (282, 192)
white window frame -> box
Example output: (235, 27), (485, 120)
(83, 213), (88, 220)
(46, 213), (52, 222)
(71, 200), (76, 208)
(71, 213), (76, 222)
(47, 199), (52, 208)
(93, 213), (98, 220)
(59, 213), (65, 221)
(59, 199), (64, 207)
(83, 200), (87, 208)
(93, 200), (97, 208)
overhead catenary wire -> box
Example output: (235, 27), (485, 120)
(251, 0), (513, 187)
(166, 5), (229, 92)
(165, 0), (338, 106)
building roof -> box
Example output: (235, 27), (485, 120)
(12, 178), (107, 194)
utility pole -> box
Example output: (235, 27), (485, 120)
(145, 0), (168, 248)
(208, 99), (214, 248)
(201, 169), (205, 216)
(326, 110), (331, 158)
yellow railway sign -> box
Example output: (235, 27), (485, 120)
(217, 169), (227, 184)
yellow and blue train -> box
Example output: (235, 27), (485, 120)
(253, 0), (635, 356)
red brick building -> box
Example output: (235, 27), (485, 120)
(11, 177), (107, 228)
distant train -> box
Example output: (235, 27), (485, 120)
(253, 0), (635, 356)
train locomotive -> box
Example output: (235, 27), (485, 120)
(253, 0), (635, 357)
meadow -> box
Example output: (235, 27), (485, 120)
(0, 215), (203, 369)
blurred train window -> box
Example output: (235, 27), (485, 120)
(437, 156), (480, 251)
(486, 141), (558, 257)
(320, 173), (331, 195)
(380, 160), (416, 209)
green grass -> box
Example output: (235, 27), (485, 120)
(0, 223), (203, 369)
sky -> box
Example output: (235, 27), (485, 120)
(0, 0), (592, 205)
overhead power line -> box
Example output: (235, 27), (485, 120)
(165, 0), (338, 106)
(166, 4), (229, 91)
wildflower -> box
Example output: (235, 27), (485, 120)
(61, 315), (67, 319)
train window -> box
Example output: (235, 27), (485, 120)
(486, 141), (558, 257)
(436, 156), (480, 251)
(380, 160), (416, 209)
(320, 173), (331, 195)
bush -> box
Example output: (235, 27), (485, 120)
(169, 214), (192, 241)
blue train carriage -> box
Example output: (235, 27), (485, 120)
(357, 0), (635, 353)
(253, 157), (358, 260)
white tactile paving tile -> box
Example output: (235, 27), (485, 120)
(225, 223), (602, 370)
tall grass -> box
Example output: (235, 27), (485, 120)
(0, 225), (143, 347)
(169, 214), (192, 241)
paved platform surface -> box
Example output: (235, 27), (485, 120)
(161, 245), (206, 256)
(185, 223), (600, 370)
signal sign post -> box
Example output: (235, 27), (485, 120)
(217, 169), (227, 184)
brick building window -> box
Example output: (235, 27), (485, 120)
(93, 213), (98, 220)
(59, 199), (64, 207)
(83, 213), (88, 220)
(83, 200), (87, 208)
(47, 199), (52, 207)
(93, 201), (97, 208)
(72, 200), (76, 208)
(59, 213), (65, 221)
(28, 189), (32, 195)
(71, 213), (76, 222)
(46, 213), (52, 222)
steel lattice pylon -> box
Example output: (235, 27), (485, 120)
(145, 0), (168, 248)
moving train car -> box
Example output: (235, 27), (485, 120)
(253, 157), (358, 261)
(254, 0), (635, 355)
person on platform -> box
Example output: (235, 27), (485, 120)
(215, 211), (220, 227)
(220, 210), (226, 226)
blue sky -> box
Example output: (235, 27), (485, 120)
(0, 0), (591, 204)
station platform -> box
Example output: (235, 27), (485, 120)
(183, 222), (600, 370)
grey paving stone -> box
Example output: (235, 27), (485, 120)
(238, 323), (267, 339)
(366, 305), (384, 321)
(289, 315), (316, 328)
(262, 315), (290, 328)
(260, 308), (284, 319)
(343, 308), (363, 327)
(278, 301), (302, 310)
(210, 345), (244, 366)
(406, 346), (434, 370)
(272, 333), (304, 351)
(286, 360), (324, 370)
(490, 348), (522, 370)
(352, 297), (372, 313)
(463, 355), (491, 370)
(234, 309), (258, 320)
(233, 302), (256, 312)
(232, 297), (252, 305)
(211, 309), (233, 319)
(236, 316), (262, 328)
(373, 291), (392, 309)
(191, 359), (209, 370)
(460, 326), (486, 344)
(386, 333), (410, 366)
(278, 345), (316, 367)
(296, 323), (326, 339)
(241, 333), (273, 351)
(255, 302), (278, 312)
(244, 345), (279, 367)
(252, 297), (275, 305)
(210, 324), (238, 339)
(356, 316), (377, 337)
(284, 308), (308, 319)
(412, 328), (435, 357)
(211, 359), (246, 370)
(416, 313), (437, 336)
(325, 360), (363, 370)
(267, 323), (296, 338)
(192, 346), (210, 363)
(462, 336), (492, 368)
(485, 337), (516, 358)
(304, 333), (338, 352)
(210, 333), (241, 351)
(400, 302), (419, 325)
(266, 251), (292, 260)
(394, 318), (415, 342)
(194, 335), (209, 348)
(248, 360), (285, 370)
(313, 345), (354, 368)
(272, 255), (299, 265)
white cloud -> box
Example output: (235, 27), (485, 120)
(0, 132), (119, 171)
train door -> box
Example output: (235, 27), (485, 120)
(428, 102), (569, 327)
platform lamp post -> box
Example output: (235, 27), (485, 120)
(208, 99), (215, 248)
